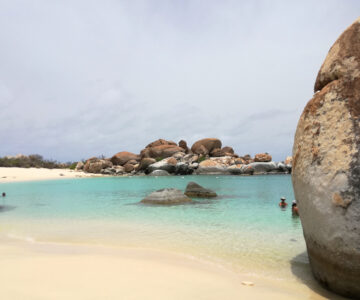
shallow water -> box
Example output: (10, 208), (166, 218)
(0, 175), (309, 281)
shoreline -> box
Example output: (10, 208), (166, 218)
(0, 167), (104, 183)
(0, 236), (342, 300)
(0, 167), (290, 184)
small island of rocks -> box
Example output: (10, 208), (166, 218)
(76, 138), (292, 177)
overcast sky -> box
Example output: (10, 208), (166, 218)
(0, 0), (359, 162)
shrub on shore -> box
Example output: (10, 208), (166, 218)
(0, 154), (75, 169)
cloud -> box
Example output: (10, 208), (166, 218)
(0, 0), (359, 161)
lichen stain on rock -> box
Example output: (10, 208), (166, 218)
(332, 193), (352, 208)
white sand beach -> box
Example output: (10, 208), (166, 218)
(0, 238), (342, 300)
(0, 167), (100, 183)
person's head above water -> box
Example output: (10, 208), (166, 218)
(280, 197), (286, 202)
(2, 192), (6, 197)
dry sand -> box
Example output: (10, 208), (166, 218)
(0, 167), (100, 183)
(0, 238), (342, 300)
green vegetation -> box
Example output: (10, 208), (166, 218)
(69, 162), (78, 170)
(198, 156), (206, 163)
(0, 154), (74, 169)
(155, 157), (164, 162)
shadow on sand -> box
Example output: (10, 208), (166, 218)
(290, 252), (348, 300)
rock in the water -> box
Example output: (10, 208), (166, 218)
(227, 164), (244, 175)
(191, 138), (222, 155)
(184, 182), (217, 197)
(141, 188), (191, 204)
(111, 151), (140, 166)
(292, 18), (360, 298)
(195, 159), (229, 175)
(148, 170), (171, 176)
(175, 162), (193, 175)
(254, 153), (272, 162)
(243, 162), (277, 174)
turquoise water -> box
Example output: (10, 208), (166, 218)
(0, 175), (308, 280)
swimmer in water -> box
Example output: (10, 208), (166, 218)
(279, 197), (287, 208)
(292, 200), (299, 216)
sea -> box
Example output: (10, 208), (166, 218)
(0, 174), (310, 282)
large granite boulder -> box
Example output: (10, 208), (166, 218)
(254, 153), (272, 162)
(178, 140), (189, 153)
(242, 162), (277, 175)
(184, 182), (217, 198)
(124, 163), (134, 173)
(292, 18), (360, 298)
(175, 162), (194, 175)
(75, 161), (84, 170)
(141, 188), (192, 204)
(141, 145), (185, 159)
(147, 158), (177, 174)
(111, 151), (140, 166)
(137, 158), (156, 171)
(195, 159), (229, 175)
(191, 138), (222, 156)
(221, 146), (235, 156)
(84, 157), (113, 173)
(146, 139), (177, 148)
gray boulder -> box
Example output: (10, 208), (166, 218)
(175, 162), (193, 175)
(147, 159), (176, 174)
(148, 170), (171, 176)
(184, 182), (217, 198)
(243, 162), (277, 174)
(141, 188), (192, 204)
(292, 18), (360, 298)
(227, 165), (244, 175)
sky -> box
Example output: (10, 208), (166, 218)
(0, 0), (359, 162)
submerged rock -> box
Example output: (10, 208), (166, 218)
(292, 18), (360, 298)
(141, 188), (192, 204)
(184, 182), (217, 198)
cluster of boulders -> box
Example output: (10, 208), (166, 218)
(141, 182), (217, 205)
(76, 138), (292, 176)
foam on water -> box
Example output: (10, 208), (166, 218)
(0, 175), (309, 281)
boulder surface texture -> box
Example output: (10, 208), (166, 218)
(292, 18), (360, 298)
(141, 188), (191, 204)
(191, 138), (222, 155)
(184, 182), (217, 198)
